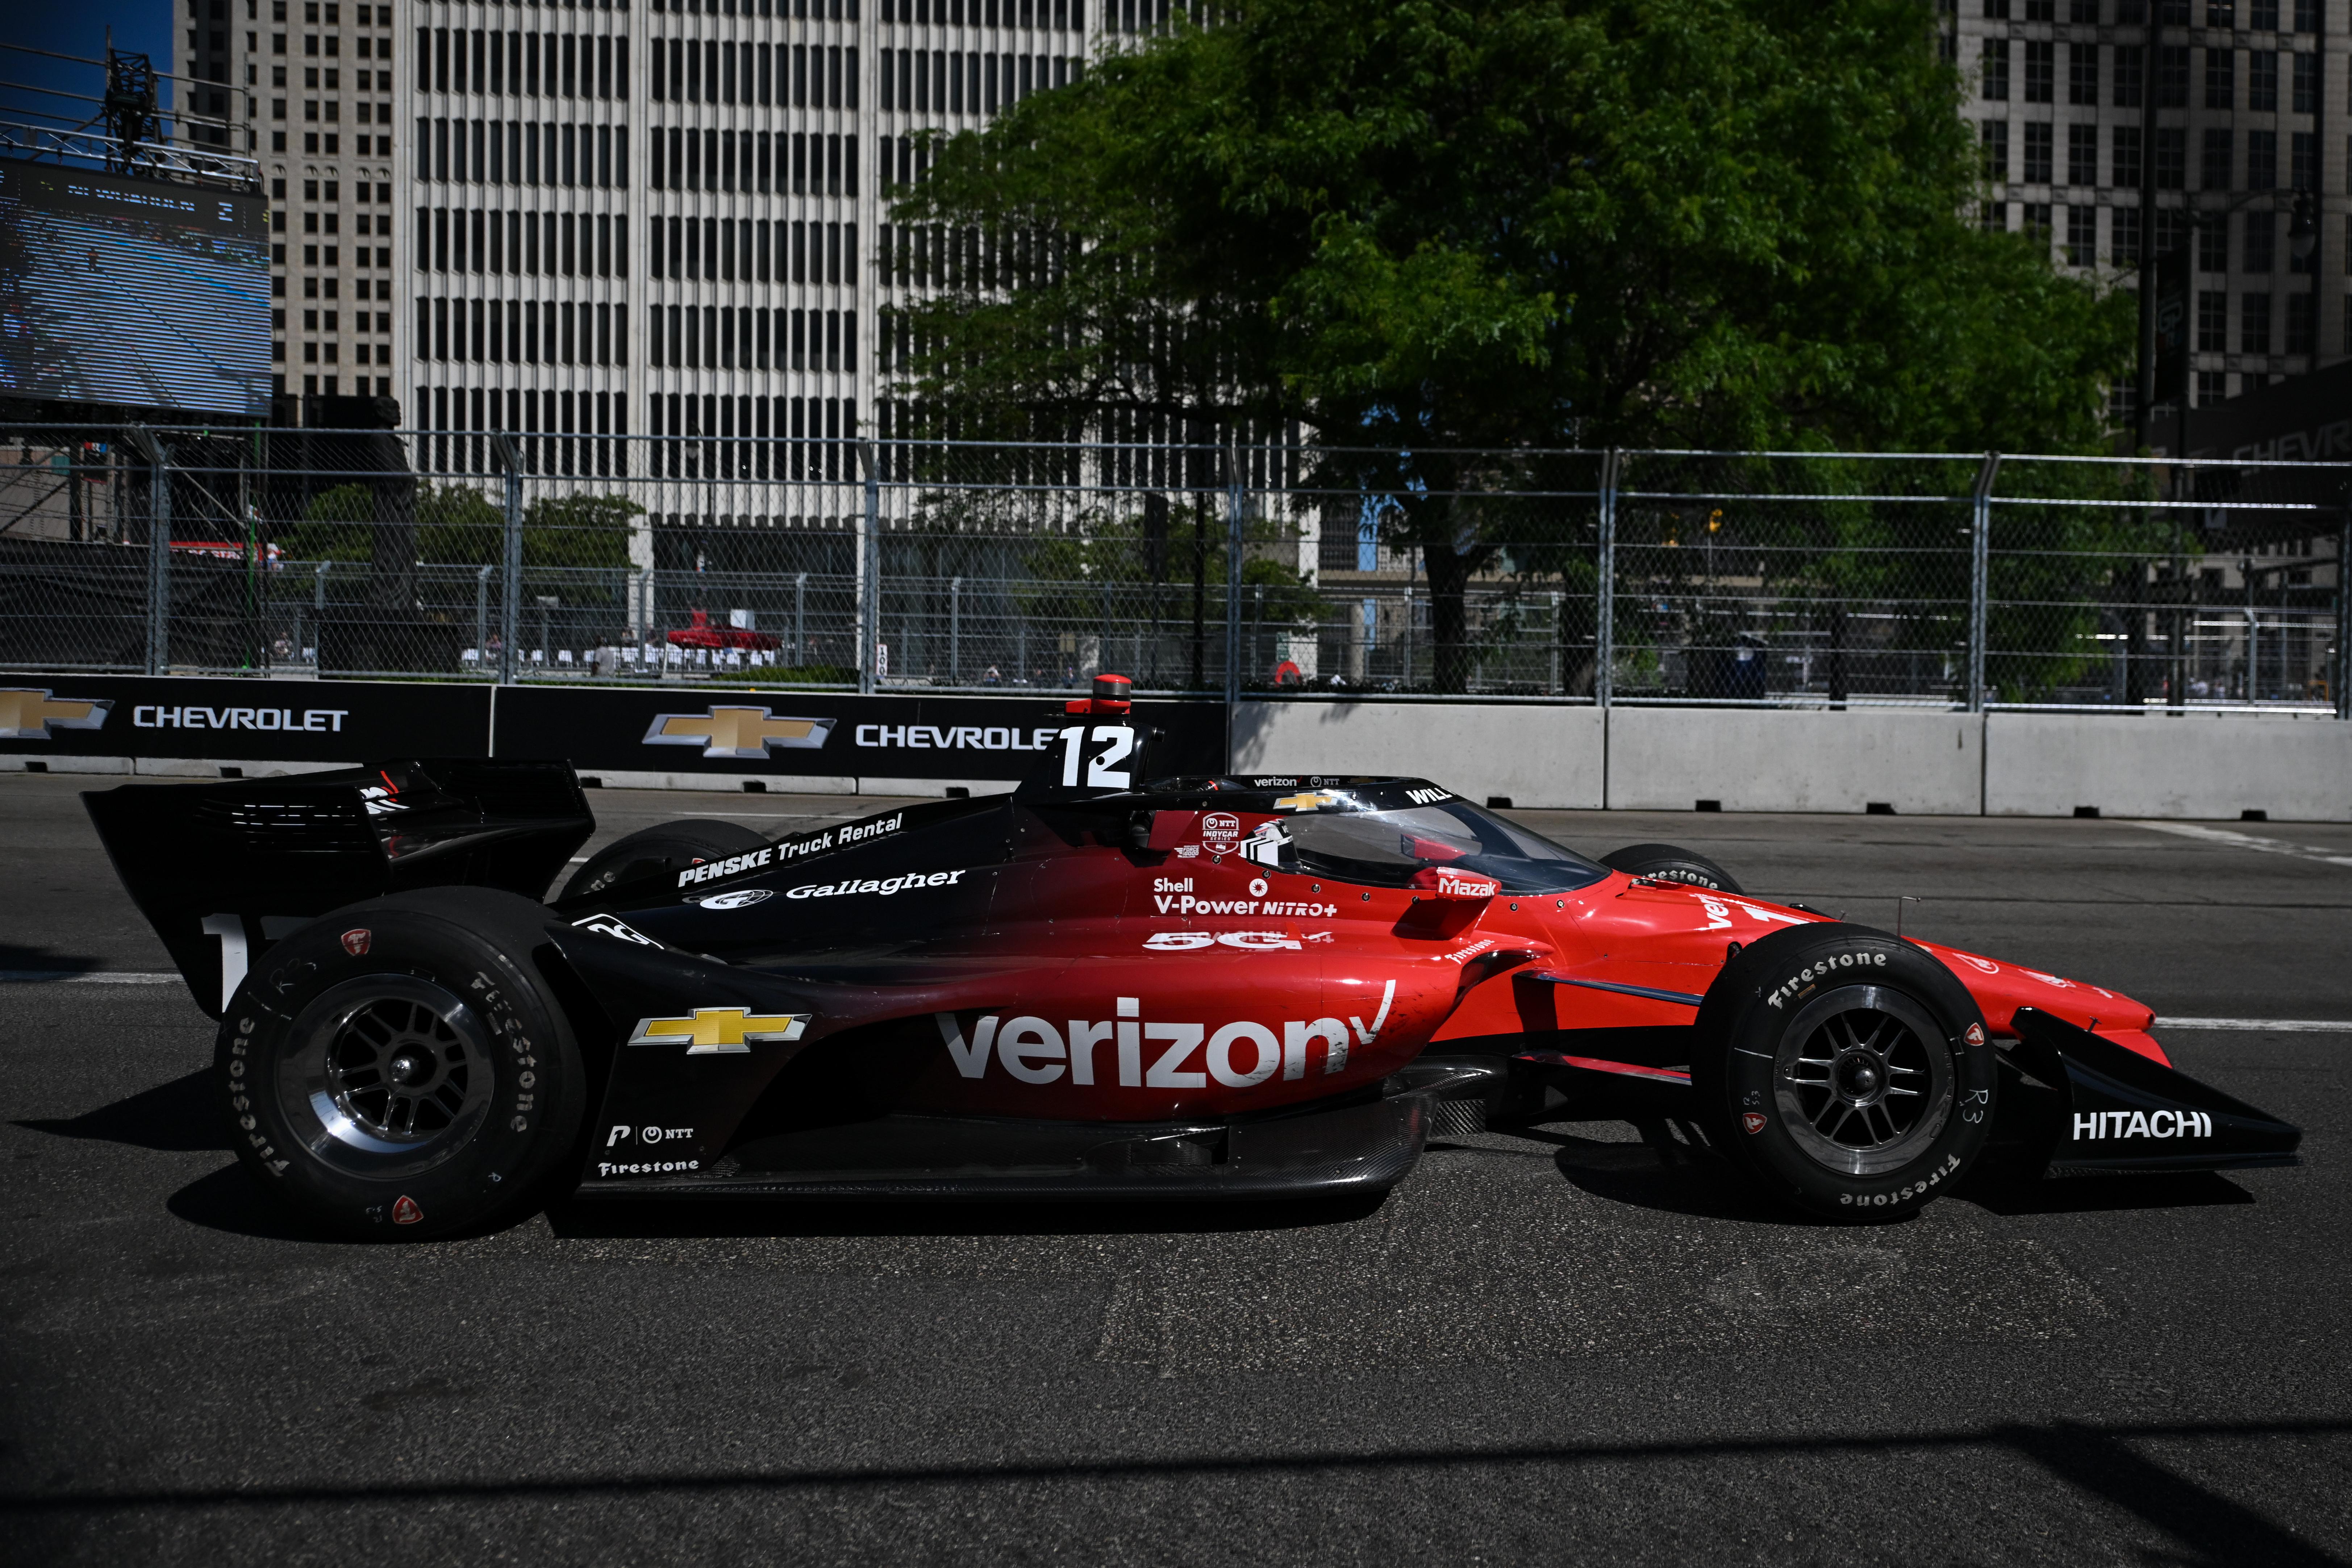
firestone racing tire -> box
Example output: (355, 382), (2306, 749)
(216, 887), (588, 1242)
(1691, 922), (1997, 1222)
(558, 818), (771, 903)
(1600, 843), (1743, 894)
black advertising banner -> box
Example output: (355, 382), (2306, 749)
(0, 675), (491, 763)
(490, 686), (1227, 782)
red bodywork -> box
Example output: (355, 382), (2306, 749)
(702, 800), (2168, 1133)
(665, 609), (781, 652)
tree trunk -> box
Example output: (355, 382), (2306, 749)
(1423, 538), (1475, 693)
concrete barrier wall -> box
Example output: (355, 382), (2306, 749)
(1232, 701), (1606, 808)
(1983, 712), (2352, 821)
(1605, 708), (1983, 814)
(1234, 701), (2352, 821)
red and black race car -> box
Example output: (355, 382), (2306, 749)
(84, 678), (2299, 1239)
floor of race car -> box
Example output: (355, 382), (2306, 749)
(4, 775), (2349, 1566)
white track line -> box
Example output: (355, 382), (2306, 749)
(2124, 820), (2352, 867)
(2155, 1016), (2352, 1032)
(0, 971), (185, 985)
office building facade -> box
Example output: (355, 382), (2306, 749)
(1950, 0), (2346, 419)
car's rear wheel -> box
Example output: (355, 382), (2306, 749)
(558, 818), (771, 903)
(217, 888), (587, 1240)
(1600, 842), (1743, 893)
(1691, 922), (1995, 1220)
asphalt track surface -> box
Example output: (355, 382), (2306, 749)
(3, 773), (2349, 1565)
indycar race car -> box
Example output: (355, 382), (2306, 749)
(84, 677), (2300, 1239)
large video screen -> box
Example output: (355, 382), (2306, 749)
(0, 160), (270, 418)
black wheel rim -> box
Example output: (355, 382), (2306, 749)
(1771, 983), (1956, 1178)
(279, 973), (496, 1180)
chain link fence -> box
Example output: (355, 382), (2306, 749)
(2, 423), (2344, 715)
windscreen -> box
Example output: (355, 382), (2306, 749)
(1275, 801), (1609, 893)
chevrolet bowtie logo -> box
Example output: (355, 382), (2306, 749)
(641, 705), (837, 759)
(0, 688), (111, 741)
(1273, 791), (1340, 812)
(627, 1008), (810, 1055)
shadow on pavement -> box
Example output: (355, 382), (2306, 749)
(0, 942), (106, 977)
(544, 1188), (1390, 1241)
(163, 1163), (333, 1243)
(1521, 1121), (1827, 1226)
(4, 1416), (2344, 1566)
(14, 1071), (227, 1152)
(1959, 1170), (2255, 1215)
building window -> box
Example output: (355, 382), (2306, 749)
(2205, 49), (2234, 111)
(2249, 0), (2279, 24)
(1982, 120), (2009, 181)
(2241, 291), (2273, 352)
(2068, 42), (2098, 105)
(2197, 288), (2228, 351)
(2067, 203), (2097, 265)
(2024, 203), (2053, 241)
(2248, 129), (2278, 189)
(2113, 45), (2143, 109)
(2025, 41), (2053, 103)
(2292, 51), (2317, 114)
(2111, 125), (2142, 188)
(2291, 132), (2315, 193)
(2196, 370), (2227, 406)
(2245, 210), (2276, 272)
(2202, 128), (2232, 191)
(2199, 218), (2230, 273)
(1983, 38), (2010, 100)
(2294, 0), (2316, 31)
(2158, 45), (2189, 108)
(2024, 122), (2053, 183)
(2068, 123), (2098, 186)
(1982, 201), (2009, 233)
(2156, 128), (2185, 189)
(2249, 51), (2277, 113)
(2286, 291), (2315, 352)
(2114, 206), (2143, 267)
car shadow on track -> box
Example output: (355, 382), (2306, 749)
(1957, 1171), (2255, 1215)
(163, 1163), (332, 1242)
(542, 1189), (1392, 1242)
(1509, 1119), (1834, 1226)
(13, 1070), (228, 1152)
(0, 941), (111, 977)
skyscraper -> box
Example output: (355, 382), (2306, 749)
(1948, 0), (2344, 423)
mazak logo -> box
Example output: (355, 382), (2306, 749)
(642, 706), (837, 758)
(934, 983), (1395, 1089)
(0, 687), (110, 740)
(1431, 868), (1500, 898)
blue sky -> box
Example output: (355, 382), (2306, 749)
(3, 0), (177, 141)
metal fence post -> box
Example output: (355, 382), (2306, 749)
(1969, 452), (2001, 712)
(126, 430), (171, 676)
(856, 440), (880, 694)
(2337, 500), (2351, 720)
(1595, 449), (1619, 708)
(495, 435), (522, 684)
(950, 575), (963, 684)
(475, 565), (492, 669)
(1224, 450), (1244, 765)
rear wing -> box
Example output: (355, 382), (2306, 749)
(84, 758), (593, 1016)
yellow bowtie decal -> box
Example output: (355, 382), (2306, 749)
(626, 1008), (810, 1055)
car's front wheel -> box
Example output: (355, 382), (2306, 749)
(217, 888), (588, 1240)
(1690, 922), (1996, 1220)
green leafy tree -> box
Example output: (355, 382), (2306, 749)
(892, 0), (2137, 689)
